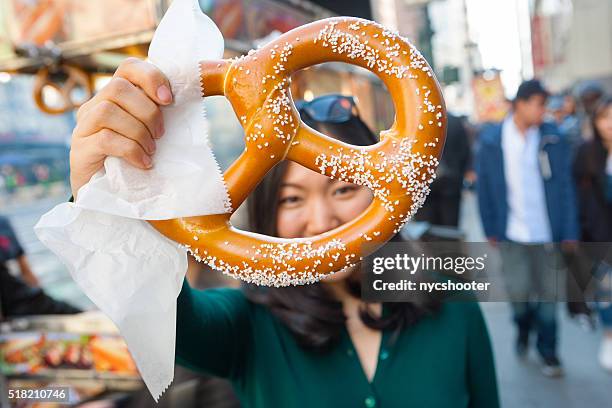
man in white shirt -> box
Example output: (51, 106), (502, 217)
(476, 80), (579, 377)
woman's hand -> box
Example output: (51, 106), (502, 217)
(69, 58), (173, 199)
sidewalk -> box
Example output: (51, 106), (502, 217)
(483, 302), (609, 407)
(461, 190), (611, 407)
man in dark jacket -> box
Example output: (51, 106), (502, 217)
(475, 80), (578, 377)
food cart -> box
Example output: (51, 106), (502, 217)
(0, 312), (142, 406)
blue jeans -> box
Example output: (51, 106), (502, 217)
(599, 304), (612, 328)
(500, 242), (565, 359)
(593, 260), (612, 329)
(512, 302), (557, 358)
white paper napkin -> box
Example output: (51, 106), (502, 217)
(34, 0), (231, 400)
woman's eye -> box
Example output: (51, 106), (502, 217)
(333, 185), (357, 196)
(279, 196), (302, 206)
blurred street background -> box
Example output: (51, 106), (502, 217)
(1, 0), (611, 407)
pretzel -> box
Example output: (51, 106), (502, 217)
(149, 17), (446, 286)
(34, 64), (93, 115)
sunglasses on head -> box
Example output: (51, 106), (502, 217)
(295, 94), (357, 123)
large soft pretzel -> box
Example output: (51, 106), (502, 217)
(149, 17), (446, 286)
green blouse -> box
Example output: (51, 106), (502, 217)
(175, 279), (499, 408)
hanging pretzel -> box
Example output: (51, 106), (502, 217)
(33, 64), (93, 115)
(149, 17), (446, 286)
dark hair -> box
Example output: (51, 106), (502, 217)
(578, 96), (612, 177)
(514, 79), (549, 103)
(592, 96), (612, 145)
(512, 80), (549, 112)
(244, 106), (440, 352)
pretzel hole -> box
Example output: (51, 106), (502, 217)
(39, 84), (65, 110)
(290, 63), (395, 139)
(68, 85), (89, 106)
(246, 158), (376, 239)
(203, 95), (246, 171)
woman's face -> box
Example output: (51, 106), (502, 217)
(276, 161), (374, 282)
(595, 105), (612, 146)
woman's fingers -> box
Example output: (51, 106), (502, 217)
(90, 128), (154, 169)
(100, 77), (164, 139)
(75, 100), (157, 156)
(69, 58), (170, 198)
(114, 57), (173, 106)
(75, 58), (170, 140)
